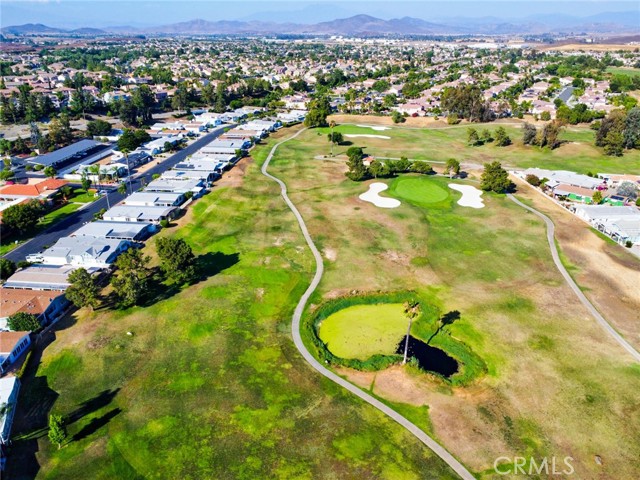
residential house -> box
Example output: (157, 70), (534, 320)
(122, 192), (185, 207)
(71, 221), (154, 242)
(0, 332), (31, 374)
(144, 177), (206, 196)
(0, 288), (69, 330)
(25, 236), (133, 268)
(2, 265), (76, 291)
(0, 377), (20, 445)
(102, 205), (177, 224)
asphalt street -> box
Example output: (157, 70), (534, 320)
(2, 125), (230, 263)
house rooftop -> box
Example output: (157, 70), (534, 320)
(3, 265), (76, 291)
(0, 178), (69, 198)
(71, 221), (152, 240)
(0, 288), (62, 319)
(0, 332), (30, 353)
(30, 139), (101, 167)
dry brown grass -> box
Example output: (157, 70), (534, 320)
(270, 129), (640, 478)
(512, 177), (640, 348)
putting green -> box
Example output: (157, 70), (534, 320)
(318, 303), (408, 360)
(391, 177), (449, 206)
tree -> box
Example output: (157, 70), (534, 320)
(131, 85), (155, 124)
(428, 311), (461, 344)
(2, 200), (44, 233)
(391, 110), (405, 124)
(537, 120), (563, 149)
(110, 248), (150, 307)
(155, 237), (196, 283)
(117, 129), (149, 151)
(617, 181), (639, 199)
(525, 174), (541, 187)
(623, 107), (640, 149)
(48, 414), (67, 450)
(522, 122), (537, 145)
(345, 147), (368, 181)
(86, 119), (112, 137)
(480, 128), (493, 143)
(445, 158), (460, 178)
(327, 131), (343, 146)
(441, 85), (493, 122)
(467, 128), (480, 146)
(117, 182), (127, 195)
(480, 161), (514, 193)
(7, 312), (41, 331)
(369, 160), (389, 178)
(401, 301), (420, 365)
(591, 190), (603, 204)
(48, 114), (73, 146)
(596, 110), (626, 156)
(409, 161), (434, 174)
(540, 111), (551, 121)
(66, 268), (100, 310)
(43, 166), (57, 179)
(0, 169), (15, 181)
(59, 185), (73, 201)
(304, 96), (331, 128)
(494, 126), (511, 146)
(0, 258), (17, 281)
(81, 174), (91, 192)
(603, 131), (624, 156)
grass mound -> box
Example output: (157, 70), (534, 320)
(390, 177), (450, 207)
(318, 303), (407, 360)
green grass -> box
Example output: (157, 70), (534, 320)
(0, 196), (89, 255)
(69, 188), (96, 204)
(11, 128), (459, 480)
(318, 303), (408, 359)
(315, 122), (640, 174)
(606, 66), (640, 77)
(389, 176), (450, 207)
(38, 202), (83, 230)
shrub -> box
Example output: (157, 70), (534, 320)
(525, 174), (541, 187)
(159, 219), (170, 228)
(625, 240), (633, 248)
(447, 114), (460, 125)
(8, 312), (41, 331)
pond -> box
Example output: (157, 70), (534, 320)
(396, 336), (459, 378)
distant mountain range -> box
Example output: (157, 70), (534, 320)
(2, 12), (639, 37)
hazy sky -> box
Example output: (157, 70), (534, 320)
(2, 1), (638, 28)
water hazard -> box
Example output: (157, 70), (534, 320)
(396, 336), (459, 377)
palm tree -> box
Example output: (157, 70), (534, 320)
(120, 148), (132, 195)
(117, 182), (127, 195)
(402, 300), (421, 365)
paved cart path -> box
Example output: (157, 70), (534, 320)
(507, 194), (640, 363)
(261, 128), (476, 480)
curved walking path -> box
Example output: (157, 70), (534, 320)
(507, 194), (640, 363)
(261, 128), (476, 480)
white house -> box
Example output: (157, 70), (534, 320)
(102, 205), (177, 224)
(0, 377), (20, 444)
(26, 236), (133, 269)
(122, 192), (185, 207)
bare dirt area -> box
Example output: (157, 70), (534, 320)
(216, 156), (253, 188)
(513, 178), (640, 348)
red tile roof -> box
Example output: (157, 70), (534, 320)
(0, 178), (68, 197)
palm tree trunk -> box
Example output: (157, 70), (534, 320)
(402, 318), (412, 365)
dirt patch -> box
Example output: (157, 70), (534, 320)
(379, 250), (410, 266)
(324, 248), (337, 262)
(216, 156), (254, 188)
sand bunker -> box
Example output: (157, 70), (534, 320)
(356, 124), (390, 131)
(359, 183), (401, 208)
(345, 134), (391, 139)
(449, 184), (485, 209)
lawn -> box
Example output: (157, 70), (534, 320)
(12, 125), (640, 480)
(606, 66), (640, 78)
(0, 189), (94, 256)
(314, 122), (640, 174)
(9, 127), (459, 480)
(389, 177), (450, 207)
(264, 127), (640, 478)
(318, 303), (408, 359)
